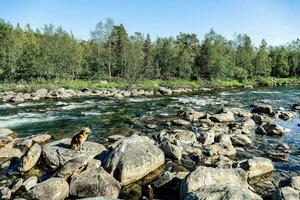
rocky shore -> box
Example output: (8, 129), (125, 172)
(0, 87), (203, 103)
(1, 102), (300, 199)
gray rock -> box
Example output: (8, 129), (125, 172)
(280, 186), (300, 200)
(173, 119), (191, 126)
(184, 186), (262, 200)
(231, 134), (252, 146)
(11, 95), (24, 103)
(33, 89), (48, 97)
(241, 118), (256, 130)
(152, 171), (175, 188)
(199, 131), (215, 146)
(181, 108), (206, 122)
(172, 129), (197, 144)
(158, 87), (172, 95)
(0, 147), (23, 159)
(42, 138), (106, 170)
(104, 135), (164, 185)
(251, 104), (273, 115)
(292, 103), (300, 111)
(180, 166), (248, 198)
(160, 142), (183, 160)
(291, 176), (300, 191)
(223, 107), (252, 118)
(23, 176), (38, 191)
(210, 112), (235, 123)
(70, 167), (121, 198)
(57, 156), (90, 179)
(278, 110), (295, 121)
(30, 133), (52, 143)
(241, 157), (274, 178)
(10, 178), (24, 194)
(256, 123), (289, 136)
(207, 143), (236, 157)
(0, 187), (11, 199)
(19, 143), (42, 172)
(0, 128), (14, 137)
(30, 178), (69, 200)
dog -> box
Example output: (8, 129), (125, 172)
(70, 127), (91, 150)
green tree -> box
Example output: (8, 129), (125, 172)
(254, 39), (271, 76)
(270, 47), (289, 77)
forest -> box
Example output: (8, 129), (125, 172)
(0, 18), (300, 84)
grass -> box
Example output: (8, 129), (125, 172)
(1, 77), (300, 93)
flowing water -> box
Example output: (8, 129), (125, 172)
(1, 86), (300, 176)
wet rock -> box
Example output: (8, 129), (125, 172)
(279, 186), (300, 200)
(291, 176), (300, 191)
(292, 103), (300, 111)
(30, 178), (69, 200)
(241, 157), (274, 178)
(173, 119), (190, 126)
(223, 107), (252, 118)
(23, 176), (38, 191)
(104, 135), (164, 185)
(184, 186), (262, 200)
(180, 166), (248, 198)
(19, 143), (42, 172)
(252, 114), (274, 125)
(70, 167), (121, 198)
(57, 156), (91, 179)
(181, 108), (206, 122)
(172, 129), (197, 144)
(256, 123), (289, 136)
(231, 134), (252, 146)
(251, 104), (273, 115)
(160, 141), (183, 160)
(30, 133), (52, 143)
(210, 112), (235, 123)
(42, 138), (106, 170)
(278, 110), (295, 121)
(241, 118), (256, 130)
(152, 171), (175, 188)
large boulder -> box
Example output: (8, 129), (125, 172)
(180, 166), (248, 198)
(210, 112), (235, 123)
(181, 108), (206, 122)
(291, 176), (300, 191)
(172, 129), (197, 144)
(184, 186), (262, 200)
(42, 138), (106, 170)
(19, 143), (42, 172)
(0, 128), (14, 137)
(240, 157), (274, 178)
(29, 178), (69, 200)
(223, 107), (252, 118)
(57, 156), (91, 179)
(160, 141), (183, 160)
(104, 135), (164, 185)
(30, 134), (52, 144)
(70, 167), (121, 198)
(279, 186), (300, 200)
(0, 147), (23, 159)
(231, 134), (252, 146)
(251, 104), (273, 115)
(256, 123), (289, 136)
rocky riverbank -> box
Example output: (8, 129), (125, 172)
(1, 102), (300, 199)
(0, 87), (205, 103)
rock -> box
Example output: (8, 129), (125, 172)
(256, 123), (289, 136)
(114, 93), (123, 98)
(42, 138), (106, 170)
(291, 176), (300, 191)
(280, 186), (300, 200)
(210, 112), (235, 123)
(0, 128), (14, 137)
(0, 187), (11, 199)
(57, 156), (90, 179)
(160, 142), (183, 160)
(146, 124), (157, 129)
(172, 129), (197, 144)
(70, 167), (121, 198)
(199, 131), (215, 146)
(10, 178), (23, 193)
(241, 118), (256, 130)
(11, 95), (24, 103)
(0, 135), (14, 148)
(207, 143), (236, 157)
(241, 157), (274, 178)
(108, 134), (125, 142)
(231, 134), (252, 146)
(181, 108), (206, 122)
(180, 166), (248, 198)
(0, 147), (23, 159)
(204, 155), (233, 168)
(251, 104), (273, 115)
(173, 119), (190, 126)
(30, 133), (52, 143)
(184, 186), (262, 200)
(252, 114), (274, 125)
(223, 107), (252, 118)
(292, 103), (300, 111)
(16, 138), (33, 152)
(104, 135), (164, 185)
(30, 178), (69, 200)
(158, 87), (172, 95)
(244, 85), (254, 89)
(33, 89), (48, 97)
(23, 176), (38, 191)
(19, 143), (42, 172)
(152, 171), (175, 188)
(278, 111), (295, 121)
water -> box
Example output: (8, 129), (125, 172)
(1, 86), (300, 174)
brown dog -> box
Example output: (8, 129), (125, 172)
(70, 127), (91, 150)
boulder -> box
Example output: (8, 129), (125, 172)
(172, 129), (197, 144)
(19, 143), (42, 172)
(256, 123), (289, 136)
(279, 186), (300, 200)
(0, 147), (23, 159)
(181, 108), (206, 122)
(291, 176), (300, 191)
(199, 131), (215, 146)
(30, 134), (52, 143)
(278, 111), (295, 121)
(240, 157), (274, 178)
(231, 134), (252, 146)
(210, 112), (235, 123)
(251, 104), (273, 115)
(184, 186), (262, 200)
(207, 143), (236, 157)
(42, 138), (106, 170)
(0, 128), (14, 137)
(0, 135), (14, 148)
(57, 156), (91, 179)
(158, 87), (172, 95)
(292, 103), (300, 111)
(241, 118), (256, 130)
(33, 89), (48, 98)
(223, 107), (252, 118)
(104, 135), (164, 185)
(180, 166), (248, 197)
(23, 176), (38, 191)
(173, 119), (191, 126)
(70, 167), (121, 198)
(30, 178), (69, 200)
(160, 142), (183, 160)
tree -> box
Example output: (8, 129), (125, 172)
(270, 47), (289, 77)
(254, 39), (271, 76)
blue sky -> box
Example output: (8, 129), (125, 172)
(0, 0), (299, 46)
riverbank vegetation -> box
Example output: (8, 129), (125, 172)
(0, 18), (300, 91)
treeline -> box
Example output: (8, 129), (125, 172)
(0, 18), (300, 83)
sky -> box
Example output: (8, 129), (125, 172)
(0, 0), (299, 46)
